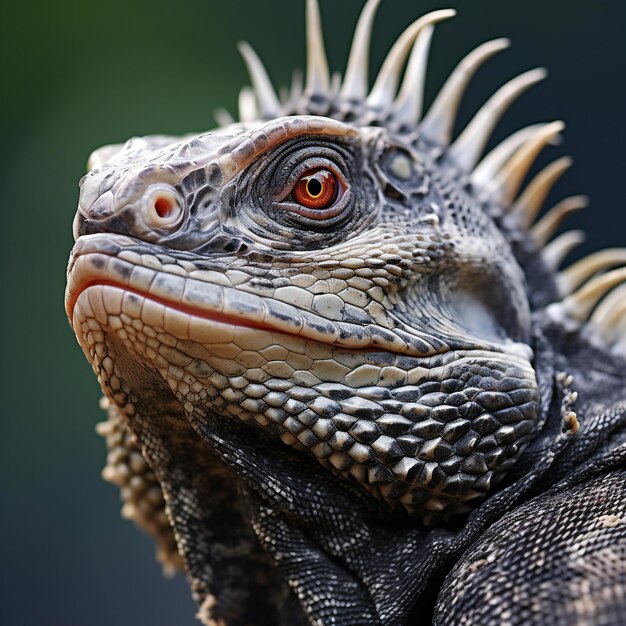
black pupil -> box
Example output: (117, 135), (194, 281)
(307, 177), (323, 196)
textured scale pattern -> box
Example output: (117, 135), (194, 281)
(435, 472), (626, 626)
(97, 399), (184, 574)
(66, 1), (626, 624)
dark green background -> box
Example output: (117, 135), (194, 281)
(1, 1), (624, 624)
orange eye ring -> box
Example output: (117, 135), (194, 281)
(293, 168), (339, 210)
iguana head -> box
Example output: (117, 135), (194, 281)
(66, 0), (625, 530)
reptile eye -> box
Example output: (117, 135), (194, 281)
(270, 159), (351, 223)
(293, 169), (339, 211)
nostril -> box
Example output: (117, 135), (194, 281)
(143, 187), (184, 230)
(154, 196), (175, 218)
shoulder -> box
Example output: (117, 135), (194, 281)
(435, 470), (626, 626)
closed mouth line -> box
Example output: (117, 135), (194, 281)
(67, 268), (401, 353)
(67, 253), (535, 371)
(70, 279), (286, 335)
(66, 247), (447, 356)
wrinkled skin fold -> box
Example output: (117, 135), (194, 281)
(66, 1), (626, 624)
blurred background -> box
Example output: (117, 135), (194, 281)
(1, 0), (624, 624)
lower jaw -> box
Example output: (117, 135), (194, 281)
(72, 283), (539, 522)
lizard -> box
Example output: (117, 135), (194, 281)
(65, 1), (626, 624)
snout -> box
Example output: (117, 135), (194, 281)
(75, 164), (186, 243)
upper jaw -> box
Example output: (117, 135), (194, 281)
(67, 232), (533, 361)
(66, 233), (448, 356)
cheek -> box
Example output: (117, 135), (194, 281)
(99, 304), (537, 522)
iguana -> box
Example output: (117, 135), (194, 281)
(65, 1), (626, 624)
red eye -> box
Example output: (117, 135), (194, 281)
(293, 168), (339, 211)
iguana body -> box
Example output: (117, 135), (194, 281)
(65, 1), (626, 624)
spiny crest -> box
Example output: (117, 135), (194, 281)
(226, 0), (626, 358)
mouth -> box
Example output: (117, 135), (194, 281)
(66, 233), (534, 365)
(67, 235), (541, 519)
(68, 280), (293, 337)
(66, 234), (448, 356)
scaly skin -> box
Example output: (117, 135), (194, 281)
(65, 1), (626, 624)
(67, 114), (539, 522)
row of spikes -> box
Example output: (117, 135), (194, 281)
(224, 0), (626, 356)
(487, 132), (626, 357)
(547, 265), (626, 359)
(222, 0), (574, 231)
